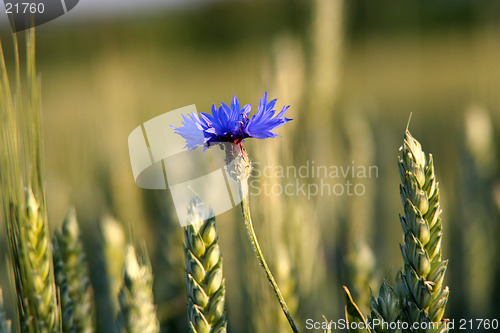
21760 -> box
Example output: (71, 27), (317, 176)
(459, 319), (499, 330)
(5, 2), (45, 14)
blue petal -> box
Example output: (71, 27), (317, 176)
(244, 93), (292, 139)
(171, 112), (211, 150)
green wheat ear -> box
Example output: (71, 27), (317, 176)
(54, 208), (94, 333)
(0, 288), (11, 333)
(344, 123), (449, 333)
(24, 189), (61, 333)
(397, 128), (449, 329)
(5, 189), (61, 333)
(117, 245), (160, 333)
(184, 196), (227, 333)
(369, 282), (401, 333)
(53, 235), (76, 333)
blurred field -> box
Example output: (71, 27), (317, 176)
(1, 1), (500, 332)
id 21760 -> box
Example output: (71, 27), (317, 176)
(448, 318), (499, 330)
(5, 2), (45, 14)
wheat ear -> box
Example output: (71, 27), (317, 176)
(53, 236), (75, 333)
(117, 245), (160, 333)
(369, 282), (401, 333)
(5, 189), (62, 333)
(184, 197), (227, 333)
(397, 128), (449, 328)
(24, 189), (61, 332)
(101, 215), (126, 316)
(54, 208), (94, 333)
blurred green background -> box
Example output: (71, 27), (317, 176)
(1, 0), (500, 332)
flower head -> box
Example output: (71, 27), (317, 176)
(172, 93), (291, 151)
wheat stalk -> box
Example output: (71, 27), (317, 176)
(397, 127), (449, 328)
(184, 196), (227, 333)
(54, 208), (94, 333)
(117, 245), (160, 333)
(0, 288), (11, 333)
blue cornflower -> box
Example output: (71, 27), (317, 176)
(172, 93), (291, 151)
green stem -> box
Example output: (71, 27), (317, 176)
(239, 179), (300, 333)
